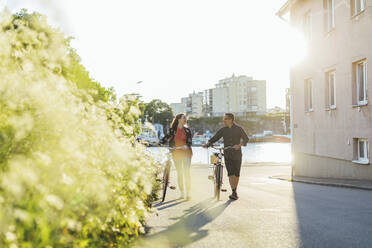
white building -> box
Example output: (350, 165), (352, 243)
(170, 103), (186, 115)
(211, 74), (267, 116)
(190, 92), (204, 117)
(203, 89), (213, 117)
(172, 92), (204, 118)
(212, 84), (229, 116)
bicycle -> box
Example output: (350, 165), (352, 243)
(208, 146), (233, 201)
(158, 145), (188, 202)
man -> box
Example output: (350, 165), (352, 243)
(202, 113), (248, 200)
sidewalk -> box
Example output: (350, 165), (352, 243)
(271, 175), (372, 191)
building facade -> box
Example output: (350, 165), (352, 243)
(212, 74), (267, 116)
(190, 92), (204, 117)
(170, 103), (186, 115)
(177, 92), (204, 118)
(203, 89), (213, 117)
(278, 0), (372, 179)
(172, 74), (267, 118)
(180, 97), (191, 115)
(212, 82), (230, 116)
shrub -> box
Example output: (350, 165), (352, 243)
(0, 9), (159, 247)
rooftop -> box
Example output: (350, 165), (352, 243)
(276, 0), (298, 17)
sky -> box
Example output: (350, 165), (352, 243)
(1, 0), (306, 108)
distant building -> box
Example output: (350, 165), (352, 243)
(170, 103), (186, 115)
(189, 92), (204, 117)
(278, 0), (372, 180)
(212, 84), (229, 116)
(181, 97), (191, 115)
(173, 74), (267, 118)
(203, 89), (213, 117)
(211, 74), (267, 116)
(173, 92), (203, 118)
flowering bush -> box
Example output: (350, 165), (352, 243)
(0, 9), (159, 247)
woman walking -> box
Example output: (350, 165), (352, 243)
(160, 113), (193, 200)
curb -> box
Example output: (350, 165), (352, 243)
(270, 176), (372, 191)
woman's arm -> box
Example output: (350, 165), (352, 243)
(159, 128), (172, 144)
(186, 128), (192, 147)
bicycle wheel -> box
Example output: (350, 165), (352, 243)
(161, 162), (171, 202)
(215, 164), (222, 201)
(218, 165), (223, 200)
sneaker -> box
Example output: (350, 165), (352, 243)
(229, 192), (238, 200)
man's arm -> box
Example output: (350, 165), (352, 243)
(232, 126), (249, 150)
(205, 128), (224, 147)
(239, 126), (249, 146)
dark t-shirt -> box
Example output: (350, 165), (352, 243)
(207, 123), (249, 160)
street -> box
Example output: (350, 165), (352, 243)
(137, 164), (372, 248)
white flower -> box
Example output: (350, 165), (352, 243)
(45, 194), (64, 210)
(5, 232), (16, 242)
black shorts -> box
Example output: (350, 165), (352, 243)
(224, 157), (242, 177)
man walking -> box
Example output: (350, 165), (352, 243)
(203, 113), (248, 200)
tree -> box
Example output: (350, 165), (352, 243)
(144, 99), (173, 129)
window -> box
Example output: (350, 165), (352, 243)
(353, 138), (369, 164)
(358, 139), (368, 161)
(353, 60), (368, 105)
(304, 11), (312, 41)
(325, 0), (335, 31)
(326, 70), (336, 109)
(351, 0), (366, 16)
(305, 78), (313, 111)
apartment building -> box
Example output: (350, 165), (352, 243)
(170, 103), (186, 115)
(212, 74), (267, 116)
(178, 92), (204, 118)
(278, 0), (372, 179)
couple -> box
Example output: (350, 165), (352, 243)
(160, 112), (248, 201)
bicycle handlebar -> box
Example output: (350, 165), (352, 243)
(210, 145), (234, 151)
(157, 144), (189, 150)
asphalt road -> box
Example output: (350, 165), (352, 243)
(136, 164), (372, 248)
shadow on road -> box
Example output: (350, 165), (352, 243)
(138, 198), (232, 247)
(292, 182), (372, 247)
(157, 199), (188, 211)
(152, 199), (179, 208)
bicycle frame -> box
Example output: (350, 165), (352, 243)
(209, 146), (232, 200)
(159, 145), (187, 202)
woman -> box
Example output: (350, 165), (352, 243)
(160, 113), (193, 200)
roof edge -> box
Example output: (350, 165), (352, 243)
(276, 0), (298, 17)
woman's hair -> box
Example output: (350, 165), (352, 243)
(170, 113), (185, 131)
